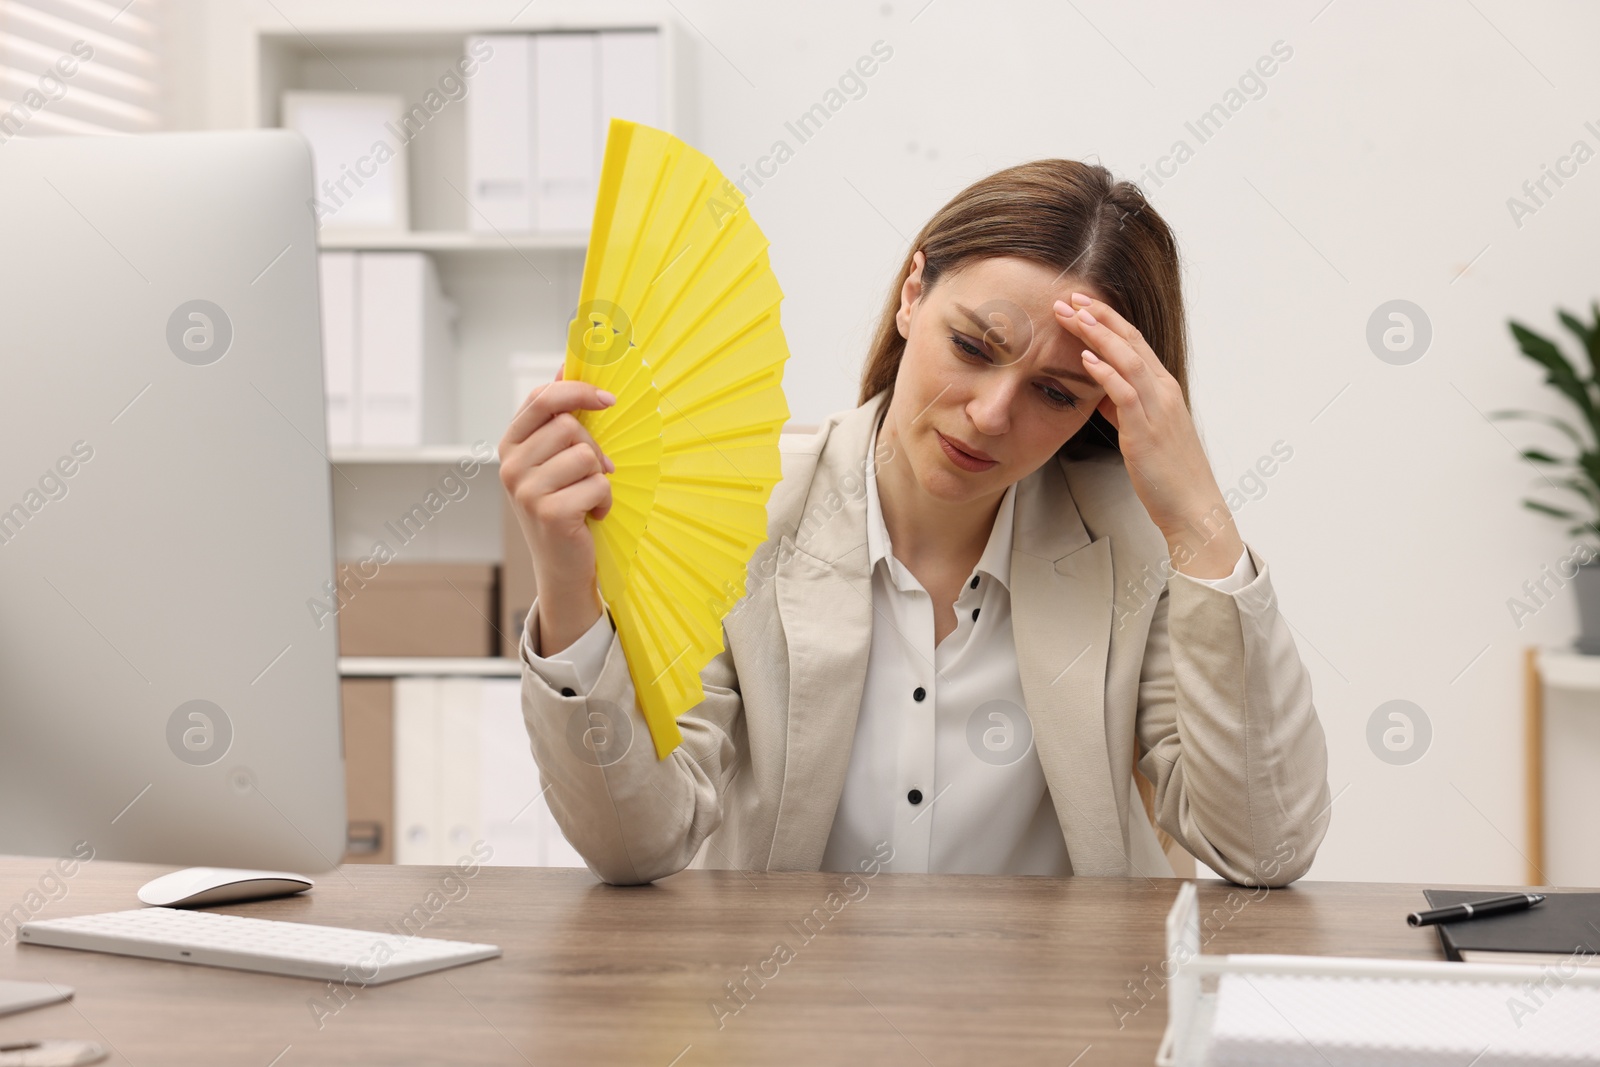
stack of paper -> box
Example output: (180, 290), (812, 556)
(319, 251), (457, 448)
(466, 30), (660, 232)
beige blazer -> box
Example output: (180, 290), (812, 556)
(519, 390), (1331, 886)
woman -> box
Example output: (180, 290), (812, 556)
(499, 159), (1331, 887)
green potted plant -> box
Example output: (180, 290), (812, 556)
(1489, 301), (1600, 652)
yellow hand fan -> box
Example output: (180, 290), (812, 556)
(565, 118), (791, 761)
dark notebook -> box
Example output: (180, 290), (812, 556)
(1422, 889), (1600, 963)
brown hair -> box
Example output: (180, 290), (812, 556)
(857, 159), (1190, 456)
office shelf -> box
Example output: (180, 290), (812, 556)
(340, 656), (522, 677)
(318, 230), (589, 253)
(330, 445), (500, 465)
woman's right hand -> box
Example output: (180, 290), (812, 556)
(499, 363), (617, 654)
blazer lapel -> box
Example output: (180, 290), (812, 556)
(765, 396), (881, 870)
(1010, 454), (1128, 875)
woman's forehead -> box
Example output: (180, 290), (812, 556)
(935, 255), (1106, 307)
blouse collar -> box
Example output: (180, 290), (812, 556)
(863, 415), (1017, 595)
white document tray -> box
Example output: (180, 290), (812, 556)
(1156, 882), (1600, 1066)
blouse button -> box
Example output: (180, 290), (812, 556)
(969, 575), (979, 589)
(907, 789), (923, 805)
(560, 687), (576, 697)
(971, 608), (980, 622)
(912, 686), (926, 702)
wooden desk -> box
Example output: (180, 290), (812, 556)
(0, 856), (1480, 1065)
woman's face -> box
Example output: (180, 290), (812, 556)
(884, 252), (1110, 505)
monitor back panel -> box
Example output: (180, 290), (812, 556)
(0, 130), (346, 873)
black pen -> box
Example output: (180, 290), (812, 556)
(1408, 892), (1546, 927)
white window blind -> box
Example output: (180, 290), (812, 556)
(0, 0), (160, 141)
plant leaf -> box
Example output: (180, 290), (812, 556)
(1557, 476), (1600, 511)
(1520, 448), (1568, 464)
(1559, 306), (1600, 384)
(1579, 451), (1600, 496)
(1509, 319), (1600, 432)
(1487, 408), (1588, 451)
(1525, 500), (1579, 520)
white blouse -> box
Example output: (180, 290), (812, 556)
(523, 422), (1256, 874)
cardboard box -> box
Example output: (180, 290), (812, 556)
(336, 561), (498, 657)
(500, 499), (539, 660)
(341, 677), (394, 864)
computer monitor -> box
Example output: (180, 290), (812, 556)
(0, 129), (346, 874)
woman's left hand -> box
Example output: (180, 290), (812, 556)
(1054, 292), (1244, 576)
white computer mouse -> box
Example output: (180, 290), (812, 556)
(136, 867), (314, 908)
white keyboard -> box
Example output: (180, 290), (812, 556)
(18, 908), (501, 985)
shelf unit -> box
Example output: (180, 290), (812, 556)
(1532, 646), (1600, 689)
(245, 13), (693, 868)
(1523, 646), (1600, 886)
(248, 12), (690, 462)
(247, 12), (688, 678)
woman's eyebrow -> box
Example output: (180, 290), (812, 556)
(952, 303), (1096, 385)
(954, 303), (1023, 350)
(1038, 363), (1097, 386)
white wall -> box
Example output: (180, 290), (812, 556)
(165, 0), (1600, 885)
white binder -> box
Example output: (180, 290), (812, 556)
(533, 32), (598, 232)
(317, 251), (358, 447)
(478, 678), (586, 868)
(463, 30), (660, 235)
(392, 675), (438, 864)
(465, 34), (536, 232)
(394, 677), (585, 868)
(356, 252), (456, 447)
(394, 677), (481, 865)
